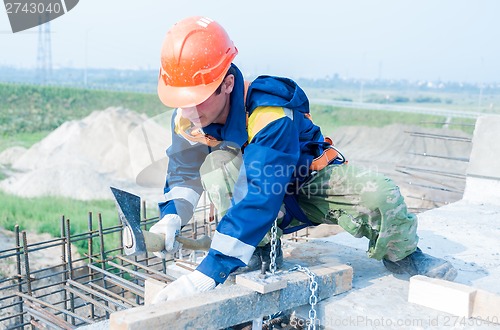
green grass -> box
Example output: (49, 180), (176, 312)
(0, 190), (119, 254)
(0, 131), (50, 152)
(0, 192), (116, 234)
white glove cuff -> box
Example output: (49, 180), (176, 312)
(189, 270), (216, 292)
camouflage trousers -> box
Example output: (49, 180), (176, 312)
(200, 150), (418, 262)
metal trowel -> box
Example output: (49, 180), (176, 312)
(110, 187), (211, 256)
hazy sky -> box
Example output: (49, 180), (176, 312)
(1, 0), (499, 83)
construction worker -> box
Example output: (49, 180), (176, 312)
(150, 16), (457, 302)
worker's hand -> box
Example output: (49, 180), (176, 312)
(152, 270), (216, 303)
(150, 214), (182, 258)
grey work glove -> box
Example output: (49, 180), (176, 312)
(149, 214), (182, 258)
(152, 270), (216, 303)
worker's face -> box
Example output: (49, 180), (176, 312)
(181, 75), (235, 128)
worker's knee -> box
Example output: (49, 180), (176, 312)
(359, 173), (404, 209)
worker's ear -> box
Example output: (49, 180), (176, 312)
(223, 74), (235, 94)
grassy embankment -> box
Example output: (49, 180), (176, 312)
(0, 82), (475, 251)
(0, 83), (167, 252)
(0, 83), (167, 152)
(0, 191), (119, 252)
(311, 105), (475, 137)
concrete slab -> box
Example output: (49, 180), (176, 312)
(299, 199), (500, 329)
(81, 200), (500, 330)
(464, 176), (500, 206)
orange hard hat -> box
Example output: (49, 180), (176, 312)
(157, 16), (238, 108)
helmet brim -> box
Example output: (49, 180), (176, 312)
(157, 71), (226, 108)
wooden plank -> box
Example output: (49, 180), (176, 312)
(144, 278), (168, 306)
(409, 275), (500, 324)
(408, 275), (476, 317)
(471, 289), (500, 324)
(110, 263), (352, 330)
(235, 271), (288, 294)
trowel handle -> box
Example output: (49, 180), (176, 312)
(142, 231), (211, 252)
(142, 231), (166, 252)
(176, 235), (212, 251)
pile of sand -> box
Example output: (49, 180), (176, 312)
(0, 107), (169, 201)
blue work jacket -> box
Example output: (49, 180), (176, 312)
(159, 64), (330, 284)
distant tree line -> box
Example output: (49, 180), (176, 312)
(1, 66), (499, 95)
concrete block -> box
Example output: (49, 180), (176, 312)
(109, 263), (352, 330)
(408, 275), (476, 317)
(463, 115), (500, 205)
(466, 115), (500, 180)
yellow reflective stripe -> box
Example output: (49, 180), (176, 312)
(174, 110), (221, 147)
(247, 106), (285, 142)
(174, 110), (190, 135)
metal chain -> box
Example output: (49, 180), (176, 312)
(269, 218), (278, 274)
(289, 265), (318, 330)
(264, 311), (284, 329)
(263, 219), (280, 328)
